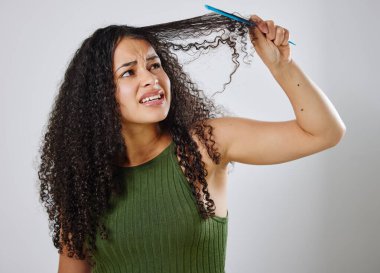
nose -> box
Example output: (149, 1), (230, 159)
(140, 69), (159, 89)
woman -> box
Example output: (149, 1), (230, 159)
(38, 13), (346, 273)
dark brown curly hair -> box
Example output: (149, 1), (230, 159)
(37, 12), (255, 266)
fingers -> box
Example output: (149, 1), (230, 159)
(249, 14), (290, 46)
(249, 15), (268, 33)
(273, 26), (285, 46)
(265, 20), (276, 40)
(281, 28), (290, 46)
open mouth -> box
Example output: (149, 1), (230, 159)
(139, 92), (165, 106)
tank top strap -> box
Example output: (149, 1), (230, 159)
(118, 140), (175, 172)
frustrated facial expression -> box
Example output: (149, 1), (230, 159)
(113, 37), (171, 126)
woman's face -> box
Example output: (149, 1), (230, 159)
(113, 37), (171, 126)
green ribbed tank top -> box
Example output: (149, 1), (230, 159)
(91, 140), (228, 273)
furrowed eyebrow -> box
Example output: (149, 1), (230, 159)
(115, 55), (159, 73)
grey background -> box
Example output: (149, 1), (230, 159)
(1, 0), (379, 272)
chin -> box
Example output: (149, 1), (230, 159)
(143, 112), (169, 124)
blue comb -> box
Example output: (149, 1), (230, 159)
(205, 4), (296, 46)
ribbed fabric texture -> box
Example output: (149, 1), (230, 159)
(91, 141), (228, 273)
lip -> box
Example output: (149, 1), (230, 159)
(139, 89), (164, 103)
(140, 94), (165, 106)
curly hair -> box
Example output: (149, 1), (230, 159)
(38, 12), (256, 266)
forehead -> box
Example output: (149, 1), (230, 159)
(113, 38), (156, 64)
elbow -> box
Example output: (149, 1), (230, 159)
(327, 123), (347, 146)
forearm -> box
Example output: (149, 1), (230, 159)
(269, 60), (346, 141)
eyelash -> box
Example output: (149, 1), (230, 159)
(121, 63), (162, 78)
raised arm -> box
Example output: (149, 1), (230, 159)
(208, 116), (344, 166)
(208, 15), (345, 167)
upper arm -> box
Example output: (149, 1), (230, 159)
(207, 117), (342, 166)
(58, 253), (92, 273)
(58, 227), (92, 273)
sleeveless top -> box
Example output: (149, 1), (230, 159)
(91, 140), (229, 273)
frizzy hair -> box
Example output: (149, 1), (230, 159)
(37, 12), (256, 266)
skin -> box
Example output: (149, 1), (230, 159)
(112, 37), (172, 166)
(58, 15), (346, 273)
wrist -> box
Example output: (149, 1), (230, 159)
(268, 59), (294, 78)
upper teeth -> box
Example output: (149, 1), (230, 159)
(141, 94), (161, 103)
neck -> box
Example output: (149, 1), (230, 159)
(120, 123), (171, 167)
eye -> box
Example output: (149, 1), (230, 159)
(151, 63), (161, 69)
(121, 69), (134, 78)
(120, 63), (161, 78)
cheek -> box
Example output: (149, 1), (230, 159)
(116, 82), (139, 104)
(161, 73), (171, 95)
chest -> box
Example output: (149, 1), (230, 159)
(94, 162), (229, 271)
